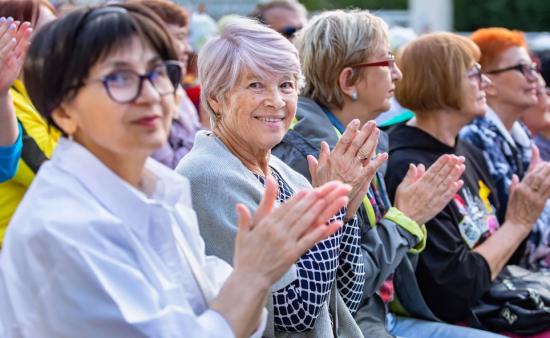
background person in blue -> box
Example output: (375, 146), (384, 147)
(0, 17), (32, 183)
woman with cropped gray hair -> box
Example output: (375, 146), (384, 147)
(177, 16), (390, 337)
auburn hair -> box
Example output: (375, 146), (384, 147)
(129, 0), (188, 27)
(469, 28), (527, 71)
(395, 32), (481, 112)
(0, 0), (56, 25)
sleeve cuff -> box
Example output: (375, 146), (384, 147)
(383, 207), (427, 253)
(198, 309), (237, 338)
(0, 123), (22, 158)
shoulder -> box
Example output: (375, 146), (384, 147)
(459, 118), (498, 147)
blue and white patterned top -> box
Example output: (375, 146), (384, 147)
(253, 169), (365, 332)
(460, 107), (550, 271)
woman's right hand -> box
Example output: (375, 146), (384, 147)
(0, 19), (32, 95)
(393, 154), (465, 225)
(505, 145), (550, 232)
(232, 177), (351, 286)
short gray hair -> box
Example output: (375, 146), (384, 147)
(251, 0), (308, 25)
(295, 9), (389, 109)
(198, 17), (304, 126)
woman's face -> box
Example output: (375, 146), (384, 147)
(486, 46), (538, 109)
(460, 62), (491, 120)
(354, 43), (403, 117)
(34, 5), (56, 31)
(214, 71), (298, 152)
(54, 37), (175, 159)
(521, 77), (550, 135)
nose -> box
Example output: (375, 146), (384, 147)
(264, 86), (286, 110)
(392, 64), (403, 82)
(135, 78), (161, 104)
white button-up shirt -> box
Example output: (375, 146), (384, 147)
(0, 138), (267, 338)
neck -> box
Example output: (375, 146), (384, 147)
(212, 123), (271, 176)
(487, 99), (524, 131)
(540, 128), (550, 140)
(409, 109), (471, 147)
(74, 136), (147, 188)
(330, 101), (381, 129)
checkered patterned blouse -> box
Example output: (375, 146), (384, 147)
(253, 169), (365, 332)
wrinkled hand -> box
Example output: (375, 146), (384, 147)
(0, 19), (32, 95)
(233, 177), (351, 285)
(394, 154), (465, 225)
(307, 120), (388, 222)
(506, 145), (550, 232)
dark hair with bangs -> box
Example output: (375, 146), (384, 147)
(23, 3), (178, 132)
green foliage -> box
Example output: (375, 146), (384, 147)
(298, 0), (407, 12)
(454, 0), (550, 32)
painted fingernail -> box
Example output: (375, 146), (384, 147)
(9, 23), (15, 30)
(0, 17), (6, 24)
(7, 17), (13, 23)
(9, 38), (15, 44)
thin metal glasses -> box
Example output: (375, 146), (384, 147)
(350, 55), (395, 69)
(89, 61), (183, 104)
(465, 62), (483, 83)
(485, 61), (538, 78)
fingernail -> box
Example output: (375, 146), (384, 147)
(9, 23), (15, 30)
(367, 121), (374, 128)
(7, 17), (13, 23)
(9, 38), (15, 44)
(0, 17), (6, 24)
(353, 119), (359, 126)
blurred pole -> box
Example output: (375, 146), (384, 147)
(409, 0), (453, 34)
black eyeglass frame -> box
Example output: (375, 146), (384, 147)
(87, 60), (183, 104)
(485, 61), (538, 78)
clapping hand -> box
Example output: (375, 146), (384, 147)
(0, 18), (32, 95)
(307, 119), (388, 222)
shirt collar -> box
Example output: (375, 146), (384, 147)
(51, 138), (192, 231)
(485, 106), (530, 148)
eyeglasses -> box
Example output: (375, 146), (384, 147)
(485, 61), (538, 78)
(88, 61), (183, 104)
(279, 26), (299, 39)
(465, 62), (483, 83)
(350, 55), (395, 69)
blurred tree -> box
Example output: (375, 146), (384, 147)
(454, 0), (550, 31)
(298, 0), (407, 11)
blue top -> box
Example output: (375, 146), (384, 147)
(0, 123), (22, 183)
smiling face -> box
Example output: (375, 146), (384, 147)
(212, 71), (298, 152)
(353, 43), (403, 116)
(166, 23), (192, 72)
(521, 75), (550, 135)
(486, 46), (538, 109)
(52, 36), (175, 159)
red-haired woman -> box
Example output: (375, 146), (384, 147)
(460, 28), (550, 272)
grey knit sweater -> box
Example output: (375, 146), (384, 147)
(175, 131), (364, 338)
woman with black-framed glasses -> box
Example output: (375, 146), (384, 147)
(0, 4), (353, 338)
(460, 28), (550, 272)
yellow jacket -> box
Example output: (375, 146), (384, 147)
(0, 80), (60, 244)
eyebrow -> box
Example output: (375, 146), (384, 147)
(103, 56), (164, 70)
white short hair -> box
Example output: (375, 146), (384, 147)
(198, 17), (304, 126)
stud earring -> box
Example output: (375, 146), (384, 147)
(351, 92), (358, 102)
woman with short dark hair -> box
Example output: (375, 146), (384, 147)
(0, 5), (351, 337)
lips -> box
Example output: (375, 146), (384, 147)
(256, 117), (284, 122)
(134, 115), (161, 127)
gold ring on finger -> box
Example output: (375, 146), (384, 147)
(532, 185), (540, 192)
(356, 155), (365, 162)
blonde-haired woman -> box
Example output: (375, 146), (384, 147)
(273, 10), (499, 338)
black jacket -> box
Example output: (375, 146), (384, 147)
(385, 122), (499, 323)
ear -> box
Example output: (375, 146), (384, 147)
(338, 67), (358, 99)
(51, 103), (79, 136)
(484, 75), (498, 97)
(207, 95), (221, 115)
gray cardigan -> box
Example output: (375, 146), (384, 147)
(176, 131), (364, 338)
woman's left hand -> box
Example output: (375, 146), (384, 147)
(307, 119), (388, 222)
(0, 20), (32, 95)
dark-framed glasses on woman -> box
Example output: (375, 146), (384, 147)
(485, 61), (538, 78)
(93, 61), (183, 104)
(350, 55), (395, 69)
(465, 62), (483, 83)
